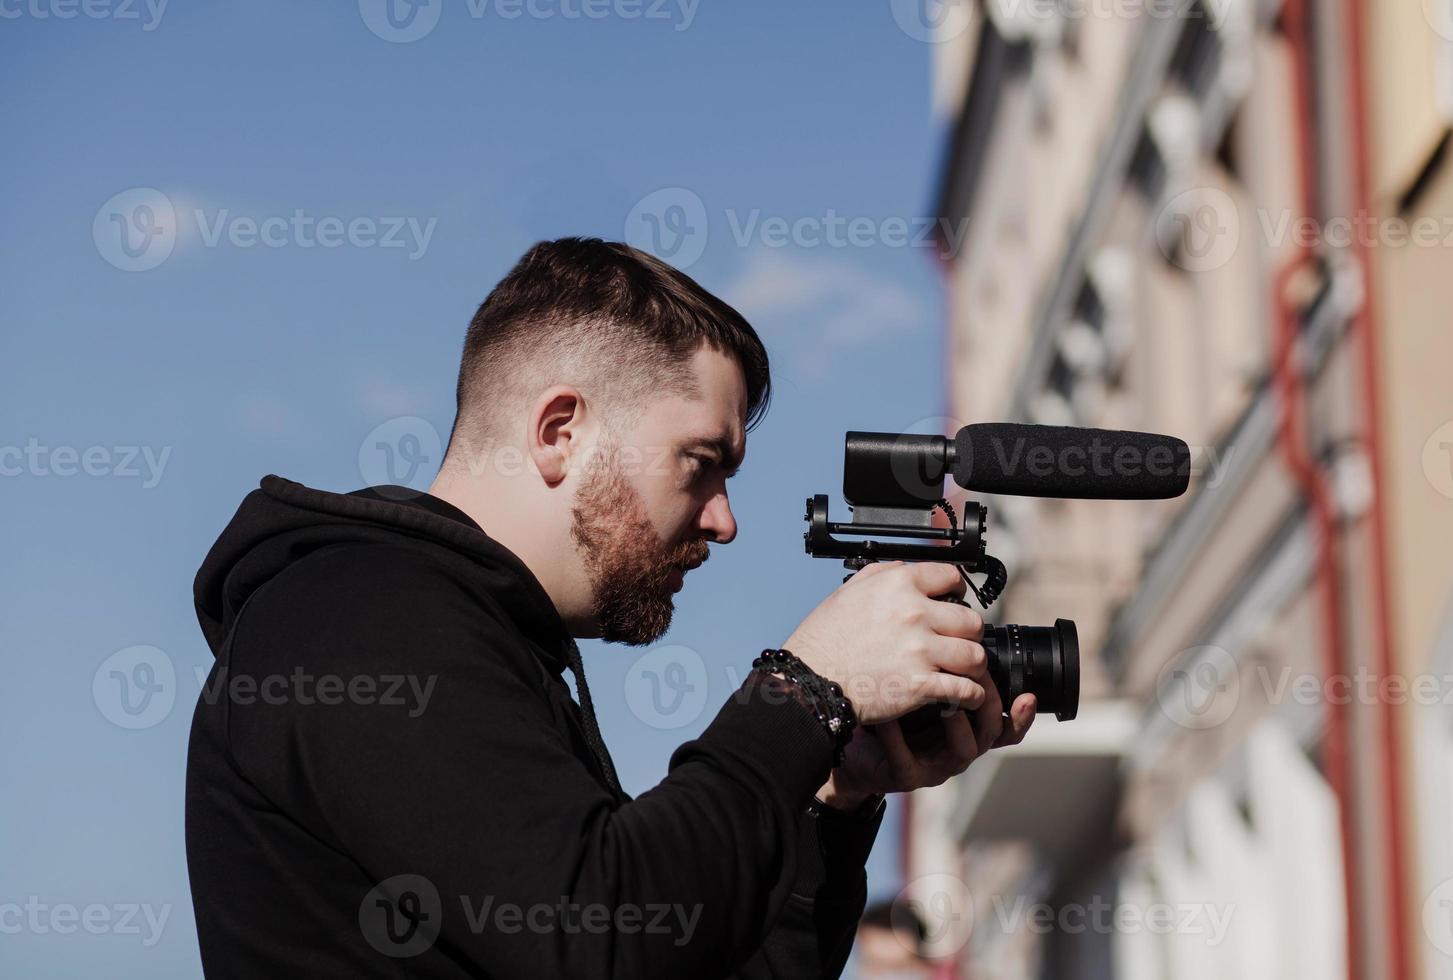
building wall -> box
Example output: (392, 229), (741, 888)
(918, 1), (1453, 977)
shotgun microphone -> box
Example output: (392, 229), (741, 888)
(949, 423), (1191, 499)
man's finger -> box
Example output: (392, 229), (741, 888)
(905, 562), (967, 601)
(971, 672), (1004, 754)
(875, 719), (917, 778)
(928, 636), (987, 679)
(844, 560), (901, 588)
(924, 598), (984, 642)
(941, 710), (979, 767)
(918, 672), (986, 712)
(995, 694), (1037, 747)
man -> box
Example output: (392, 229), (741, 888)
(186, 237), (1036, 978)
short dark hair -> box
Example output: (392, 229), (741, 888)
(448, 237), (771, 454)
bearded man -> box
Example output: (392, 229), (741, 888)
(184, 238), (1034, 978)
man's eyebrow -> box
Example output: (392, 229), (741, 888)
(682, 436), (745, 474)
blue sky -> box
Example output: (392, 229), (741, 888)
(2, 3), (955, 975)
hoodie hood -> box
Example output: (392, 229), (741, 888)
(193, 475), (574, 673)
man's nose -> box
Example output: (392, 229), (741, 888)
(700, 492), (737, 545)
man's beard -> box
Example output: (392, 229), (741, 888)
(570, 450), (710, 646)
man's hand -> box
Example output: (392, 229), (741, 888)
(815, 694), (1036, 810)
(783, 561), (990, 726)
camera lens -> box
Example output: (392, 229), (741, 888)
(983, 619), (1079, 721)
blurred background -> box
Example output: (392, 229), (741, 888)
(3, 1), (1452, 978)
(905, 1), (1453, 979)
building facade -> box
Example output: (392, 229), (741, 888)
(907, 1), (1453, 978)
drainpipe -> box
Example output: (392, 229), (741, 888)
(1341, 0), (1411, 974)
(1272, 0), (1362, 977)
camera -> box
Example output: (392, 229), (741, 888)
(805, 425), (1192, 732)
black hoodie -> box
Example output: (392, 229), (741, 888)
(186, 476), (882, 979)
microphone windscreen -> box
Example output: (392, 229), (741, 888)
(952, 423), (1191, 499)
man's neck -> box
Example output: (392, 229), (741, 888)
(428, 470), (598, 637)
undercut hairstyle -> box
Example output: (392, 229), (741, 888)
(447, 237), (771, 459)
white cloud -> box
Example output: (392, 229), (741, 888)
(356, 376), (431, 417)
(237, 390), (292, 435)
(722, 249), (927, 369)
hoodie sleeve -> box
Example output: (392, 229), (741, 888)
(220, 543), (869, 979)
(730, 799), (885, 978)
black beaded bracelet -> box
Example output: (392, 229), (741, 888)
(751, 648), (857, 765)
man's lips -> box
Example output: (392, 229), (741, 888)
(670, 557), (704, 592)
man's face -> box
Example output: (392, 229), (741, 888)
(570, 345), (746, 645)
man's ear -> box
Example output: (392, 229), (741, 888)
(528, 385), (589, 485)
